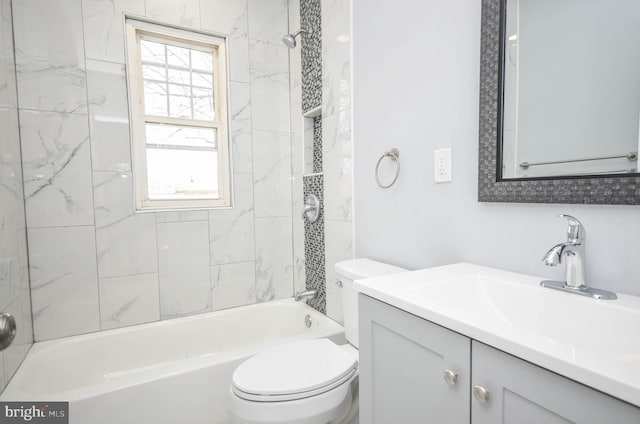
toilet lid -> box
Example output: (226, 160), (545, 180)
(232, 339), (358, 401)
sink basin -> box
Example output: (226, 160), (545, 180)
(354, 263), (640, 407)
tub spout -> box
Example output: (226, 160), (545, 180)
(294, 290), (317, 302)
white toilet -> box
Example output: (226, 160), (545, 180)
(228, 259), (407, 424)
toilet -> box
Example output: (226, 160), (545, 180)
(228, 259), (407, 424)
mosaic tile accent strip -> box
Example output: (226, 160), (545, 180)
(478, 0), (640, 205)
(303, 173), (325, 313)
(313, 116), (322, 173)
(301, 0), (322, 113)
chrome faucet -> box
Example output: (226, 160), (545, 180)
(540, 214), (616, 300)
(294, 289), (317, 303)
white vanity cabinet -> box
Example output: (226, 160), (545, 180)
(359, 294), (640, 424)
(358, 293), (471, 424)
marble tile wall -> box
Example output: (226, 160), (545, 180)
(12, 0), (294, 341)
(0, 0), (33, 392)
(303, 174), (326, 313)
(321, 0), (353, 323)
(301, 0), (322, 112)
(293, 0), (353, 321)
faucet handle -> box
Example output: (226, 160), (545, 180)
(558, 214), (585, 243)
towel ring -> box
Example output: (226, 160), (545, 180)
(375, 148), (400, 189)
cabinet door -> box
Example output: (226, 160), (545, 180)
(472, 341), (640, 424)
(359, 295), (471, 424)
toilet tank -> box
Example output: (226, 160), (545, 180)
(334, 259), (407, 348)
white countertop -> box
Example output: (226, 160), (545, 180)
(354, 263), (640, 407)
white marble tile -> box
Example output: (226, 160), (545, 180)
(291, 131), (304, 175)
(287, 0), (302, 133)
(303, 125), (314, 174)
(20, 110), (95, 228)
(0, 218), (23, 312)
(291, 173), (305, 260)
(322, 110), (352, 221)
(96, 213), (158, 279)
(228, 29), (251, 83)
(28, 226), (100, 341)
(156, 210), (208, 223)
(209, 173), (255, 265)
(13, 0), (87, 113)
(93, 171), (158, 278)
(322, 0), (351, 117)
(82, 0), (145, 63)
(293, 256), (305, 295)
(99, 273), (160, 330)
(158, 221), (211, 318)
(86, 59), (131, 172)
(325, 219), (353, 324)
(252, 130), (292, 217)
(2, 298), (27, 383)
(93, 171), (134, 226)
(200, 0), (247, 37)
(254, 217), (293, 302)
(289, 51), (303, 134)
(146, 0), (201, 29)
(0, 0), (17, 109)
(210, 261), (256, 311)
(249, 40), (290, 132)
(229, 81), (253, 174)
(288, 0), (301, 34)
(248, 0), (288, 44)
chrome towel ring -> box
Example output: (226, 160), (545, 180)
(375, 148), (400, 189)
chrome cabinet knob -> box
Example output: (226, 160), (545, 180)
(473, 385), (490, 403)
(0, 313), (16, 351)
(443, 370), (458, 386)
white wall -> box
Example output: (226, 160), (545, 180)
(352, 0), (640, 296)
(13, 0), (294, 341)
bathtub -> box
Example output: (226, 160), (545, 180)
(1, 299), (345, 424)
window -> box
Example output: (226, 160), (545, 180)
(125, 19), (231, 210)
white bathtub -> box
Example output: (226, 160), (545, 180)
(1, 299), (345, 424)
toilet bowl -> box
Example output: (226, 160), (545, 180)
(228, 259), (407, 424)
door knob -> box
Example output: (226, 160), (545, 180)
(473, 385), (490, 403)
(443, 370), (458, 386)
(0, 313), (16, 351)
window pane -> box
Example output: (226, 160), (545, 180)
(191, 49), (213, 72)
(168, 68), (191, 85)
(142, 64), (166, 81)
(145, 124), (218, 200)
(167, 44), (190, 67)
(140, 40), (165, 63)
(192, 87), (214, 120)
(192, 71), (212, 88)
(144, 82), (168, 116)
(169, 95), (192, 119)
(146, 123), (216, 151)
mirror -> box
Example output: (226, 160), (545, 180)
(479, 0), (640, 204)
(501, 0), (640, 179)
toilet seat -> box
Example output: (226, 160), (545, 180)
(231, 339), (358, 402)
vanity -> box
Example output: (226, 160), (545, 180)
(355, 264), (640, 423)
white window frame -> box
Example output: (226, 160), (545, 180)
(125, 18), (232, 211)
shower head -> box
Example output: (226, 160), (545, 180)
(282, 28), (311, 49)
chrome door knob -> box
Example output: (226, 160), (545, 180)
(0, 313), (16, 351)
(443, 370), (458, 386)
(473, 385), (490, 403)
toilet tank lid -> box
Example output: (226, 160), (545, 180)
(334, 258), (407, 281)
